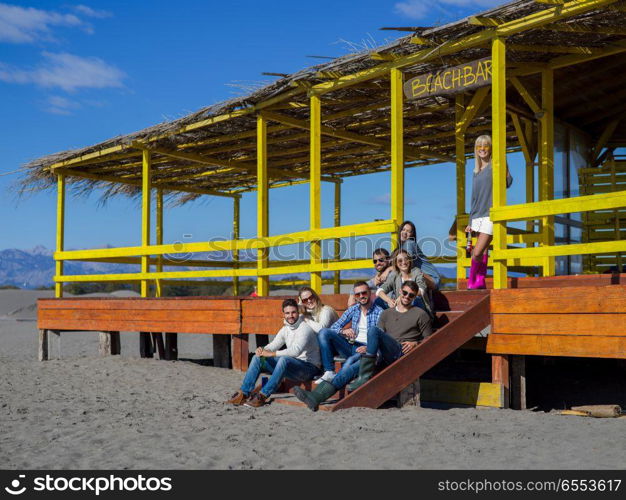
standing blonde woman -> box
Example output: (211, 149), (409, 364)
(298, 286), (339, 333)
(464, 135), (513, 289)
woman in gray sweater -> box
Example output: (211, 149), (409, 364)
(464, 135), (513, 289)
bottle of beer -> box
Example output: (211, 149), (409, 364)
(465, 231), (473, 258)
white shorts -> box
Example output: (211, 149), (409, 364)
(470, 216), (493, 236)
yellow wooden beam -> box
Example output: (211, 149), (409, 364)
(333, 181), (342, 294)
(390, 68), (404, 251)
(455, 94), (467, 282)
(155, 187), (163, 298)
(370, 52), (396, 61)
(491, 37), (508, 290)
(310, 94), (322, 292)
(548, 39), (626, 69)
(257, 114), (269, 296)
(510, 76), (541, 115)
(233, 196), (240, 296)
(494, 239), (626, 260)
(457, 86), (490, 135)
(542, 23), (626, 36)
(540, 68), (556, 276)
(141, 150), (151, 297)
(55, 174), (65, 298)
(468, 16), (502, 27)
(491, 190), (626, 222)
(409, 36), (433, 46)
(508, 44), (602, 55)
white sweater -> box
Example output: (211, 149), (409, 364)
(303, 305), (339, 333)
(264, 316), (321, 368)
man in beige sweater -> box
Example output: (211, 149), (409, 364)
(227, 298), (321, 408)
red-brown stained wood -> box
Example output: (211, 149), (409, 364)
(487, 334), (626, 359)
(37, 319), (241, 334)
(458, 273), (626, 290)
(331, 295), (491, 411)
(38, 298), (240, 310)
(491, 285), (626, 314)
(38, 309), (240, 322)
(241, 317), (283, 335)
(492, 313), (626, 336)
(232, 334), (249, 372)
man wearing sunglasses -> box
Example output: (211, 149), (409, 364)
(347, 248), (392, 307)
(314, 281), (384, 386)
(294, 280), (432, 411)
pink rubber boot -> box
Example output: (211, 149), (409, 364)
(473, 252), (488, 289)
(467, 257), (480, 289)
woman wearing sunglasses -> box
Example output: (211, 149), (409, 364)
(398, 220), (441, 290)
(298, 286), (339, 333)
(464, 135), (513, 289)
(375, 250), (432, 318)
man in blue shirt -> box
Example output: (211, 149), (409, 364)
(314, 281), (384, 385)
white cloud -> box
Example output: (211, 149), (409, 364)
(0, 51), (125, 91)
(0, 3), (89, 43)
(45, 95), (80, 115)
(73, 5), (112, 19)
(394, 0), (503, 20)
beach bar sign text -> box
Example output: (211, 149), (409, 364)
(404, 58), (492, 99)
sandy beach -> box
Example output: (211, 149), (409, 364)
(0, 290), (624, 470)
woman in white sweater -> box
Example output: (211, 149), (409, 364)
(298, 286), (339, 333)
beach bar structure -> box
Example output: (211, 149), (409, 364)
(26, 0), (626, 409)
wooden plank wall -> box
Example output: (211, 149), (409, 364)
(38, 297), (241, 334)
(488, 285), (626, 359)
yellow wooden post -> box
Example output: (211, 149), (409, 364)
(310, 94), (322, 293)
(233, 196), (240, 296)
(257, 114), (269, 296)
(390, 68), (404, 250)
(455, 93), (467, 283)
(155, 187), (163, 298)
(491, 37), (508, 290)
(333, 180), (342, 294)
(141, 149), (151, 297)
(540, 68), (556, 276)
(55, 173), (65, 298)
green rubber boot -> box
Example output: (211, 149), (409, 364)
(347, 355), (377, 392)
(293, 380), (336, 412)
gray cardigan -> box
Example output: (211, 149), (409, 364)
(376, 268), (432, 317)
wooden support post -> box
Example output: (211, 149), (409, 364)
(257, 115), (269, 296)
(511, 355), (527, 410)
(491, 37), (508, 290)
(491, 354), (510, 408)
(55, 174), (65, 298)
(390, 67), (405, 251)
(141, 149), (151, 297)
(540, 68), (556, 277)
(38, 329), (48, 361)
(333, 181), (341, 294)
(455, 93), (467, 283)
(165, 333), (178, 361)
(213, 335), (232, 368)
(155, 187), (163, 298)
(152, 332), (166, 359)
(99, 331), (121, 356)
(139, 332), (154, 358)
(310, 94), (322, 292)
(397, 379), (420, 408)
(232, 334), (249, 372)
(233, 196), (240, 296)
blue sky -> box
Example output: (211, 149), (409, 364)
(1, 0), (525, 259)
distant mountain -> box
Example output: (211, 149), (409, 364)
(0, 246), (457, 288)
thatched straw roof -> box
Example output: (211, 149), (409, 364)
(18, 0), (626, 203)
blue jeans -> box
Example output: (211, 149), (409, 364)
(318, 328), (365, 372)
(331, 353), (362, 389)
(240, 355), (321, 397)
(366, 326), (403, 365)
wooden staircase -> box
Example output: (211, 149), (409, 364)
(272, 289), (491, 411)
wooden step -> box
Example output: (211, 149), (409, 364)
(330, 295), (491, 411)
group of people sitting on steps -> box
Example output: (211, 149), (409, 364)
(226, 135), (509, 409)
(227, 220), (438, 410)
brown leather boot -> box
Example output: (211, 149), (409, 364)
(226, 391), (248, 406)
(244, 392), (268, 408)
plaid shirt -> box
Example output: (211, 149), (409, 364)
(329, 301), (384, 334)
